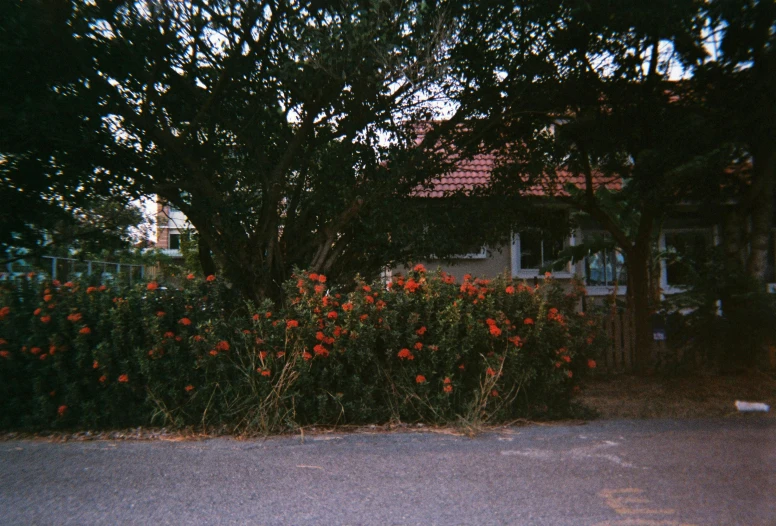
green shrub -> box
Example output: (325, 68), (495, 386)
(0, 268), (605, 433)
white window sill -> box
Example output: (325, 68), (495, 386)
(515, 271), (573, 280)
(586, 285), (626, 296)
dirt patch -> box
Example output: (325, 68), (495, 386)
(577, 369), (776, 419)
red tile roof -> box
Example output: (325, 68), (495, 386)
(414, 152), (622, 198)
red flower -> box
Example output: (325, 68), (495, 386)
(443, 377), (452, 384)
(490, 390), (499, 398)
(362, 285), (371, 293)
(118, 374), (129, 383)
(43, 294), (53, 302)
(187, 273), (195, 280)
(86, 286), (97, 294)
(209, 350), (218, 356)
(147, 281), (159, 290)
(178, 317), (192, 326)
(40, 315), (51, 324)
(206, 274), (216, 282)
(302, 351), (312, 361)
(562, 355), (571, 363)
(286, 319), (299, 329)
(342, 302), (353, 312)
(505, 285), (515, 294)
(314, 284), (325, 294)
(93, 360), (99, 369)
(164, 331), (175, 338)
(0, 351), (9, 359)
(508, 336), (523, 347)
(489, 325), (502, 337)
(458, 364), (465, 371)
(260, 369), (271, 377)
(276, 351), (285, 358)
(313, 344), (329, 357)
(67, 313), (82, 322)
(523, 318), (534, 325)
(193, 335), (204, 342)
(57, 405), (68, 417)
(416, 326), (427, 336)
(566, 370), (573, 378)
(443, 384), (453, 393)
(327, 311), (338, 319)
(156, 311), (166, 317)
(397, 348), (414, 361)
(33, 308), (42, 316)
(414, 342), (423, 350)
(216, 340), (230, 351)
(99, 375), (107, 384)
(253, 314), (260, 321)
(185, 385), (194, 392)
(415, 375), (426, 384)
(318, 275), (327, 283)
(413, 263), (426, 273)
(486, 367), (496, 377)
(359, 314), (369, 322)
(64, 281), (74, 288)
(79, 327), (91, 335)
(404, 279), (420, 293)
(588, 359), (597, 369)
(365, 295), (374, 304)
(0, 338), (6, 345)
(309, 273), (319, 281)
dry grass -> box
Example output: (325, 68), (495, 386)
(577, 369), (776, 419)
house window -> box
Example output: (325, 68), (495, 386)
(585, 247), (626, 286)
(169, 233), (181, 250)
(664, 229), (712, 287)
(517, 231), (565, 271)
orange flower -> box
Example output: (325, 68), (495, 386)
(505, 285), (515, 294)
(93, 360), (99, 369)
(587, 359), (597, 369)
(566, 370), (573, 378)
(147, 281), (159, 290)
(178, 317), (192, 326)
(414, 342), (423, 350)
(523, 318), (534, 325)
(187, 273), (195, 280)
(313, 344), (329, 357)
(43, 294), (53, 302)
(327, 311), (338, 319)
(0, 306), (9, 319)
(86, 286), (97, 294)
(216, 340), (230, 351)
(415, 375), (426, 384)
(443, 377), (452, 384)
(99, 375), (107, 383)
(486, 367), (496, 377)
(342, 302), (353, 312)
(286, 319), (299, 329)
(365, 295), (374, 304)
(209, 350), (218, 356)
(79, 327), (91, 335)
(57, 405), (68, 417)
(206, 274), (216, 282)
(0, 351), (9, 359)
(164, 331), (175, 338)
(412, 263), (426, 273)
(34, 308), (42, 316)
(64, 281), (74, 287)
(118, 374), (129, 383)
(443, 384), (453, 393)
(67, 312), (82, 322)
(508, 336), (523, 347)
(488, 325), (502, 337)
(359, 314), (369, 322)
(276, 351), (285, 358)
(314, 284), (325, 294)
(397, 348), (414, 361)
(302, 351), (312, 361)
(317, 275), (327, 283)
(490, 390), (499, 397)
(185, 385), (194, 392)
(194, 335), (204, 342)
(415, 326), (427, 336)
(40, 316), (51, 324)
(156, 311), (166, 317)
(253, 314), (260, 321)
(99, 285), (107, 292)
(309, 272), (319, 281)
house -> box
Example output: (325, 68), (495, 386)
(155, 200), (192, 261)
(396, 151), (776, 298)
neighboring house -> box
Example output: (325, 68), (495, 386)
(155, 200), (192, 261)
(397, 152), (776, 298)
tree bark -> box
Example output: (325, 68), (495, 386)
(627, 241), (655, 374)
(198, 238), (217, 278)
(746, 143), (775, 281)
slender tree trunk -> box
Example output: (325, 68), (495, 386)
(746, 143), (775, 281)
(627, 242), (654, 374)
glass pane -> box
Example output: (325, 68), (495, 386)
(665, 230), (710, 286)
(520, 231), (542, 269)
(169, 233), (181, 250)
(586, 250), (607, 285)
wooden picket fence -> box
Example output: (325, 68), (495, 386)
(601, 310), (671, 372)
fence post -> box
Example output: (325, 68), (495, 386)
(51, 257), (57, 280)
(87, 261), (92, 276)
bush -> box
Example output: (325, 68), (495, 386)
(0, 268), (605, 433)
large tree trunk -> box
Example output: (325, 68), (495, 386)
(627, 242), (655, 374)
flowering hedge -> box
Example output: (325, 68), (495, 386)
(0, 267), (604, 433)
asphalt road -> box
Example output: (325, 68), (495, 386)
(1, 417), (774, 525)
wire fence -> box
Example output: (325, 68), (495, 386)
(2, 256), (146, 286)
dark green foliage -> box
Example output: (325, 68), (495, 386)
(0, 270), (604, 433)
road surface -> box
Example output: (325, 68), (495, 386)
(1, 417), (774, 525)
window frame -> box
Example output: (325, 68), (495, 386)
(511, 231), (574, 279)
